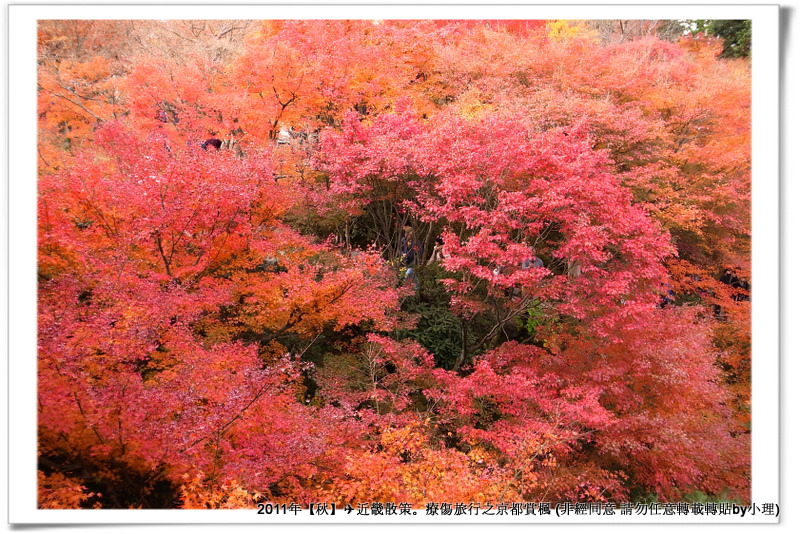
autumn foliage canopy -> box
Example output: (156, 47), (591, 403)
(37, 19), (751, 509)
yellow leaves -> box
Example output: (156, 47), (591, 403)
(547, 20), (597, 42)
(451, 86), (495, 121)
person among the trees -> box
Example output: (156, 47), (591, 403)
(659, 282), (676, 308)
(521, 248), (544, 271)
(427, 236), (446, 265)
(202, 137), (223, 151)
(720, 268), (750, 301)
(400, 226), (421, 291)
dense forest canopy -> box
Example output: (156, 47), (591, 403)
(37, 19), (751, 509)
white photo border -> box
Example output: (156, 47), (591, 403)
(7, 2), (780, 524)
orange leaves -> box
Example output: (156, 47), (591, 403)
(38, 22), (132, 172)
(330, 422), (494, 506)
(38, 471), (98, 509)
(179, 473), (257, 509)
(228, 233), (403, 344)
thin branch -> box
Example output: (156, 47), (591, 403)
(40, 85), (104, 123)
